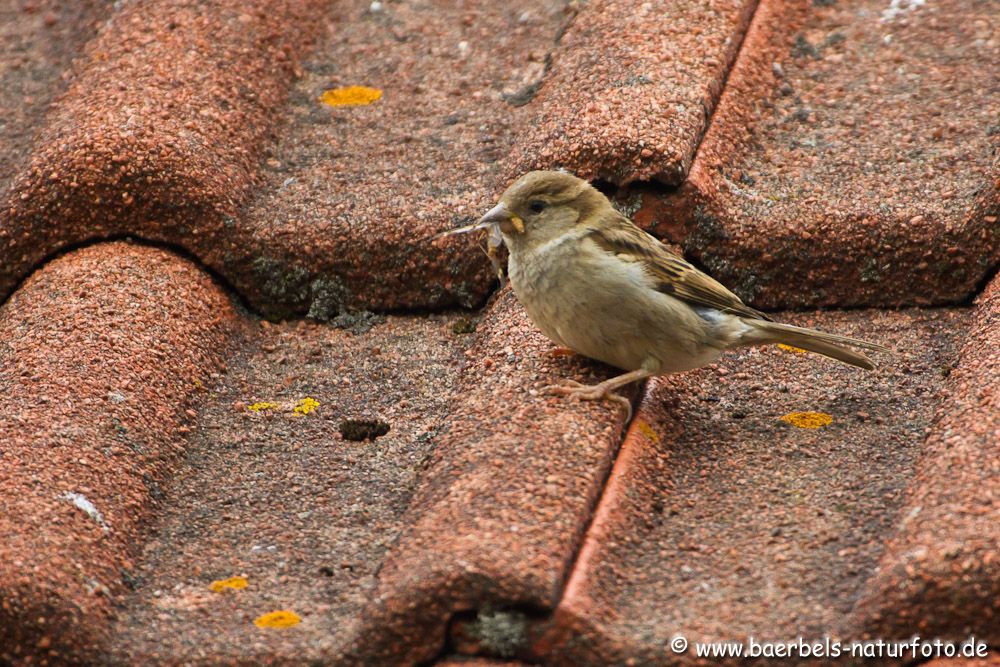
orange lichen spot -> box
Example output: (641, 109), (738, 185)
(209, 576), (248, 593)
(254, 610), (301, 629)
(319, 86), (382, 107)
(634, 419), (660, 443)
(780, 412), (833, 429)
(778, 344), (808, 354)
(294, 397), (320, 415)
(248, 402), (279, 412)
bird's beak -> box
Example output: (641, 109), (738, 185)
(478, 202), (525, 235)
(435, 202), (524, 238)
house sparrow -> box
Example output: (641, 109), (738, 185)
(443, 171), (889, 417)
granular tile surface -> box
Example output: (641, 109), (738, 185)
(108, 289), (632, 664)
(529, 309), (972, 665)
(508, 0), (757, 186)
(665, 0), (999, 309)
(0, 0), (326, 304)
(0, 242), (241, 664)
(0, 0), (108, 198)
(1, 0), (998, 664)
(109, 313), (468, 663)
(349, 290), (633, 665)
(855, 277), (1000, 643)
(232, 0), (571, 318)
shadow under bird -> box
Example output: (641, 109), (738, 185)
(443, 171), (890, 417)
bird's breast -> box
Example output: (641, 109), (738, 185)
(507, 236), (662, 370)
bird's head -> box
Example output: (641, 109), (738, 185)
(474, 171), (609, 250)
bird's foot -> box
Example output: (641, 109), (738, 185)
(544, 379), (634, 420)
(547, 346), (577, 358)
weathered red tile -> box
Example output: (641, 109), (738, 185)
(0, 0), (109, 198)
(105, 288), (631, 663)
(507, 0), (757, 186)
(853, 276), (1000, 642)
(0, 0), (325, 306)
(655, 0), (1000, 308)
(108, 314), (467, 663)
(344, 289), (635, 665)
(0, 242), (241, 664)
(230, 0), (571, 317)
(527, 310), (970, 665)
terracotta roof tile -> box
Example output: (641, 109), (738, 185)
(108, 309), (469, 663)
(507, 0), (757, 186)
(347, 290), (634, 664)
(1, 0), (997, 663)
(233, 0), (572, 317)
(0, 242), (240, 663)
(0, 0), (108, 198)
(0, 0), (325, 307)
(528, 309), (975, 664)
(854, 275), (1000, 641)
(659, 0), (1000, 309)
(926, 658), (1000, 667)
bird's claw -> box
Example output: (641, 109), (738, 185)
(545, 378), (585, 391)
(543, 380), (633, 421)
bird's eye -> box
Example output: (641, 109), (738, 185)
(529, 200), (546, 213)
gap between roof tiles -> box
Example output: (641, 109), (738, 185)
(609, 172), (998, 311)
(418, 382), (650, 665)
(682, 0), (763, 181)
(972, 259), (1000, 304)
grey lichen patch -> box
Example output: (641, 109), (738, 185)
(251, 256), (311, 311)
(610, 189), (644, 219)
(465, 608), (530, 659)
(332, 310), (385, 335)
(307, 276), (350, 322)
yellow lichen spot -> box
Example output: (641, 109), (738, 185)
(209, 576), (248, 593)
(254, 610), (301, 629)
(294, 397), (320, 415)
(778, 344), (808, 354)
(319, 86), (382, 107)
(248, 402), (279, 413)
(780, 412), (833, 429)
(634, 420), (660, 443)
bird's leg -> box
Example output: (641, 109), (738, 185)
(547, 346), (576, 358)
(545, 368), (653, 420)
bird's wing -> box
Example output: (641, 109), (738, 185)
(584, 213), (772, 322)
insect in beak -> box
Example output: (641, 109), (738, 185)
(437, 202), (523, 238)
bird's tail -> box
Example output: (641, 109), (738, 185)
(738, 319), (891, 370)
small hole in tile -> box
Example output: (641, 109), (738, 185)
(339, 419), (390, 442)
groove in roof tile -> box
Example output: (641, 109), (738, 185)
(661, 0), (1000, 309)
(228, 0), (573, 318)
(108, 312), (469, 662)
(506, 0), (759, 186)
(345, 289), (635, 665)
(526, 309), (971, 665)
(0, 242), (241, 664)
(0, 0), (109, 201)
(0, 0), (327, 309)
(852, 276), (1000, 644)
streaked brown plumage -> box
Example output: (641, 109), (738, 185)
(444, 171), (890, 416)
